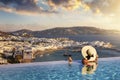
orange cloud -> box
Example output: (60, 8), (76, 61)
(48, 0), (82, 10)
(47, 0), (120, 15)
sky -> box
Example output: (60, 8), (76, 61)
(0, 0), (120, 32)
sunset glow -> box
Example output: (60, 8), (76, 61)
(0, 0), (120, 31)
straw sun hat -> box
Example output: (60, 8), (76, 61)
(81, 45), (97, 61)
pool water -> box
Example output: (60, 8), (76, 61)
(0, 58), (120, 80)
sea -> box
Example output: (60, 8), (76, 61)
(34, 34), (120, 62)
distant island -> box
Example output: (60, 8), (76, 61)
(5, 26), (120, 38)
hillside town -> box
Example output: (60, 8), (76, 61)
(0, 35), (113, 64)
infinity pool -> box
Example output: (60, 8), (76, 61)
(0, 57), (120, 80)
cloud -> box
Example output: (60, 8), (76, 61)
(0, 0), (56, 15)
(47, 0), (90, 11)
(47, 0), (120, 15)
(84, 0), (120, 14)
(0, 0), (119, 15)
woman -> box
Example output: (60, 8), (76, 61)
(68, 55), (73, 65)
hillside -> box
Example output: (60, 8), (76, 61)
(0, 31), (11, 37)
(11, 29), (32, 35)
(33, 27), (104, 37)
(9, 27), (120, 37)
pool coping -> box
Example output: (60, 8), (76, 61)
(0, 57), (120, 68)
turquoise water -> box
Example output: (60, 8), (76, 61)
(0, 58), (120, 80)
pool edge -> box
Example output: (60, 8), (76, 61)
(0, 57), (120, 68)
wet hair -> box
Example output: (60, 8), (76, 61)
(86, 55), (91, 60)
(68, 55), (72, 57)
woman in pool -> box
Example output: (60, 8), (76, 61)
(68, 55), (73, 65)
(82, 49), (98, 65)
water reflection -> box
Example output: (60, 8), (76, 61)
(81, 62), (98, 75)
